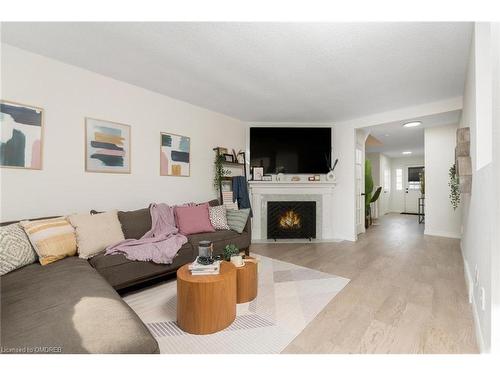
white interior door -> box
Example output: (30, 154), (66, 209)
(404, 165), (424, 213)
(355, 147), (365, 234)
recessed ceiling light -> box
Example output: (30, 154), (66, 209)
(403, 121), (422, 128)
(402, 151), (412, 155)
(384, 134), (390, 137)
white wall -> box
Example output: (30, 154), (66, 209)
(0, 44), (246, 221)
(491, 22), (500, 355)
(459, 23), (496, 353)
(424, 124), (462, 238)
(379, 153), (391, 216)
(388, 156), (424, 213)
(332, 125), (357, 241)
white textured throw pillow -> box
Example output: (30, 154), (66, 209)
(0, 223), (37, 276)
(209, 205), (230, 230)
(68, 210), (125, 259)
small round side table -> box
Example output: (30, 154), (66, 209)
(236, 256), (258, 304)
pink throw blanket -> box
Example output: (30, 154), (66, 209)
(105, 203), (188, 264)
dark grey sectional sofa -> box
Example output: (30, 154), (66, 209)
(0, 200), (251, 354)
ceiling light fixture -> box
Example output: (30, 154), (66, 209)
(402, 151), (412, 155)
(403, 121), (422, 128)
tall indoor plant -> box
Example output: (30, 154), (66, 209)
(364, 159), (374, 228)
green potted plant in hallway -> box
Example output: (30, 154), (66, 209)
(364, 159), (382, 229)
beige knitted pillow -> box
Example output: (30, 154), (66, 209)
(69, 210), (124, 259)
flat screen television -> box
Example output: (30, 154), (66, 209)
(250, 127), (331, 174)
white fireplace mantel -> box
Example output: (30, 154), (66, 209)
(248, 181), (337, 241)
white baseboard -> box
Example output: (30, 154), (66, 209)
(461, 244), (486, 353)
(251, 238), (343, 244)
(424, 229), (461, 239)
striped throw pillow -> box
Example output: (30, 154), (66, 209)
(226, 208), (250, 234)
(20, 217), (77, 265)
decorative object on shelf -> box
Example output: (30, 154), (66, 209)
(217, 147), (228, 155)
(291, 176), (300, 182)
(232, 149), (242, 162)
(160, 132), (190, 177)
(85, 117), (131, 173)
(236, 152), (245, 164)
(308, 176), (315, 181)
(213, 153), (231, 194)
(262, 174), (272, 181)
(223, 153), (234, 163)
(325, 153), (339, 182)
(252, 166), (264, 181)
(1, 100), (44, 170)
(314, 175), (320, 181)
(449, 163), (460, 210)
(222, 191), (238, 210)
(223, 243), (240, 261)
(276, 172), (285, 182)
(455, 127), (472, 193)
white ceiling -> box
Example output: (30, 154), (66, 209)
(1, 22), (472, 123)
(365, 110), (461, 158)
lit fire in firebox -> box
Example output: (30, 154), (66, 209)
(279, 210), (301, 229)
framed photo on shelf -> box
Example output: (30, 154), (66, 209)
(252, 166), (264, 181)
(223, 154), (234, 163)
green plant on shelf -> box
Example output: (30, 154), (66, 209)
(214, 153), (231, 193)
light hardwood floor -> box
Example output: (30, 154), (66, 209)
(250, 213), (479, 354)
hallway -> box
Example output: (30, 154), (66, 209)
(250, 213), (478, 353)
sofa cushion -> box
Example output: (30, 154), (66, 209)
(0, 256), (158, 353)
(226, 208), (251, 234)
(188, 230), (250, 256)
(118, 208), (152, 239)
(0, 223), (37, 276)
(175, 203), (215, 235)
(69, 210), (125, 259)
(209, 205), (230, 230)
(89, 242), (195, 290)
(20, 217), (77, 265)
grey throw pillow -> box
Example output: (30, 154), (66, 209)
(0, 223), (37, 276)
(226, 208), (250, 234)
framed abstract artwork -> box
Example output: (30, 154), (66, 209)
(160, 132), (190, 177)
(0, 100), (44, 170)
(85, 117), (131, 173)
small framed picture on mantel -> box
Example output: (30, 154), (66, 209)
(252, 166), (264, 181)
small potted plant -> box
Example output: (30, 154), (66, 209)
(223, 244), (239, 261)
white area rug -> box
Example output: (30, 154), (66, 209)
(123, 255), (349, 354)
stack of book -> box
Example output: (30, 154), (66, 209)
(188, 257), (221, 275)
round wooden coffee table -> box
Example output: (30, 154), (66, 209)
(236, 257), (258, 303)
(176, 261), (236, 335)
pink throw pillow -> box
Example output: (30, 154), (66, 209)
(175, 203), (215, 235)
